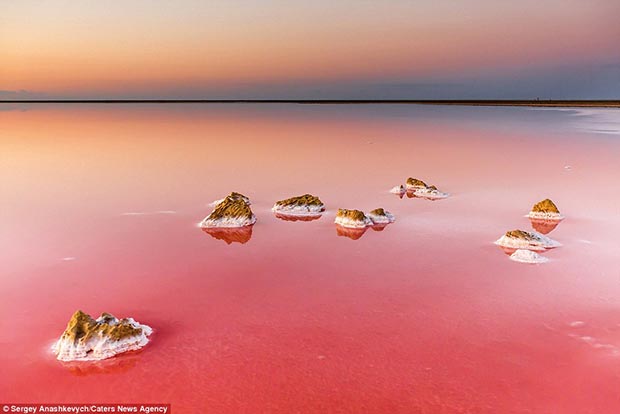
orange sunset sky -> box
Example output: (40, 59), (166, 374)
(1, 0), (619, 99)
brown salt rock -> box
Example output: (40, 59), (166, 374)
(367, 208), (395, 225)
(494, 229), (561, 253)
(53, 310), (152, 361)
(405, 177), (449, 200)
(528, 198), (563, 220)
(272, 194), (325, 217)
(406, 177), (427, 189)
(200, 195), (256, 228)
(334, 209), (373, 228)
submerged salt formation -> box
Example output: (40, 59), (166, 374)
(367, 208), (395, 225)
(509, 249), (549, 264)
(54, 310), (152, 361)
(210, 191), (251, 206)
(405, 177), (449, 200)
(334, 209), (373, 228)
(200, 194), (256, 228)
(495, 229), (561, 252)
(272, 194), (325, 217)
(202, 225), (253, 244)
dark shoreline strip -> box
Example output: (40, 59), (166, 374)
(1, 100), (619, 108)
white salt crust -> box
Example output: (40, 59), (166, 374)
(509, 249), (549, 264)
(527, 211), (565, 220)
(405, 183), (427, 191)
(334, 215), (373, 229)
(53, 316), (152, 362)
(367, 210), (395, 224)
(410, 188), (450, 200)
(271, 203), (325, 217)
(200, 215), (256, 228)
(494, 231), (561, 251)
(390, 185), (405, 194)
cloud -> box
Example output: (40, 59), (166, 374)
(1, 60), (618, 100)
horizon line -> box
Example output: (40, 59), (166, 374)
(1, 99), (619, 108)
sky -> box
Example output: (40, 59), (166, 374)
(1, 0), (619, 99)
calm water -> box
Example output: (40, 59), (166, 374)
(1, 104), (620, 413)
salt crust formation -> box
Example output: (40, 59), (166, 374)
(527, 198), (564, 220)
(272, 194), (325, 217)
(210, 192), (251, 206)
(367, 208), (395, 224)
(495, 229), (561, 251)
(53, 310), (152, 361)
(405, 177), (449, 199)
(200, 193), (256, 228)
(509, 249), (549, 264)
(390, 185), (405, 195)
(334, 209), (373, 228)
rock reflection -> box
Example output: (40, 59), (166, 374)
(497, 245), (518, 255)
(529, 218), (561, 234)
(335, 225), (368, 240)
(59, 352), (142, 376)
(202, 225), (253, 244)
(274, 212), (322, 222)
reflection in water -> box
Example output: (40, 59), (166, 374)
(336, 223), (392, 238)
(59, 352), (142, 376)
(496, 245), (556, 256)
(5, 105), (620, 413)
(529, 218), (561, 234)
(274, 212), (322, 222)
(202, 225), (253, 244)
(335, 225), (367, 240)
(498, 245), (518, 255)
(405, 190), (442, 201)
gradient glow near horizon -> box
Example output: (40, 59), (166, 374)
(1, 0), (619, 99)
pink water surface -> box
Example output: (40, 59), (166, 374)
(1, 104), (620, 413)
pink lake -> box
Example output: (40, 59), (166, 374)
(1, 104), (620, 413)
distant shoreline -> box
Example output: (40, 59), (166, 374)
(1, 99), (619, 108)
